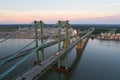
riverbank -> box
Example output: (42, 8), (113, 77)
(96, 33), (120, 41)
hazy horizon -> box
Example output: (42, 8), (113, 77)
(0, 0), (120, 24)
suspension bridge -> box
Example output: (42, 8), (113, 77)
(0, 20), (94, 80)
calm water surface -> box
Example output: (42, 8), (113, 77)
(0, 39), (120, 80)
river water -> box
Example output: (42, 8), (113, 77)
(0, 39), (120, 80)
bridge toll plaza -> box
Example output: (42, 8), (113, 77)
(0, 20), (94, 80)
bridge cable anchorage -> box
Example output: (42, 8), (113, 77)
(0, 22), (34, 43)
(0, 22), (59, 79)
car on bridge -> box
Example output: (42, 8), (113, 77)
(55, 52), (60, 56)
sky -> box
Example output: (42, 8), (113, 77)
(0, 0), (120, 24)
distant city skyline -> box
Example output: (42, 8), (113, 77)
(0, 0), (120, 24)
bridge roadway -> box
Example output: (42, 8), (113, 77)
(16, 28), (94, 80)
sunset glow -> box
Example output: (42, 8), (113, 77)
(0, 0), (120, 24)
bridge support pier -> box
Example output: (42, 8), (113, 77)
(76, 40), (83, 50)
(76, 38), (89, 54)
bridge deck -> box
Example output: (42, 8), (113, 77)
(16, 28), (94, 80)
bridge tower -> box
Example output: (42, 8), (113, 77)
(39, 21), (44, 61)
(34, 21), (39, 63)
(34, 21), (44, 63)
(57, 20), (61, 68)
(65, 20), (69, 70)
(56, 20), (70, 70)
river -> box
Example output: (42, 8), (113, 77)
(0, 39), (120, 80)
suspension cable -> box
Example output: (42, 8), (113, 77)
(0, 23), (58, 66)
(0, 23), (58, 79)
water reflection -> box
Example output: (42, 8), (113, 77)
(66, 49), (84, 80)
(71, 49), (83, 70)
(0, 39), (35, 58)
(39, 47), (85, 80)
(98, 39), (120, 48)
(38, 39), (120, 80)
